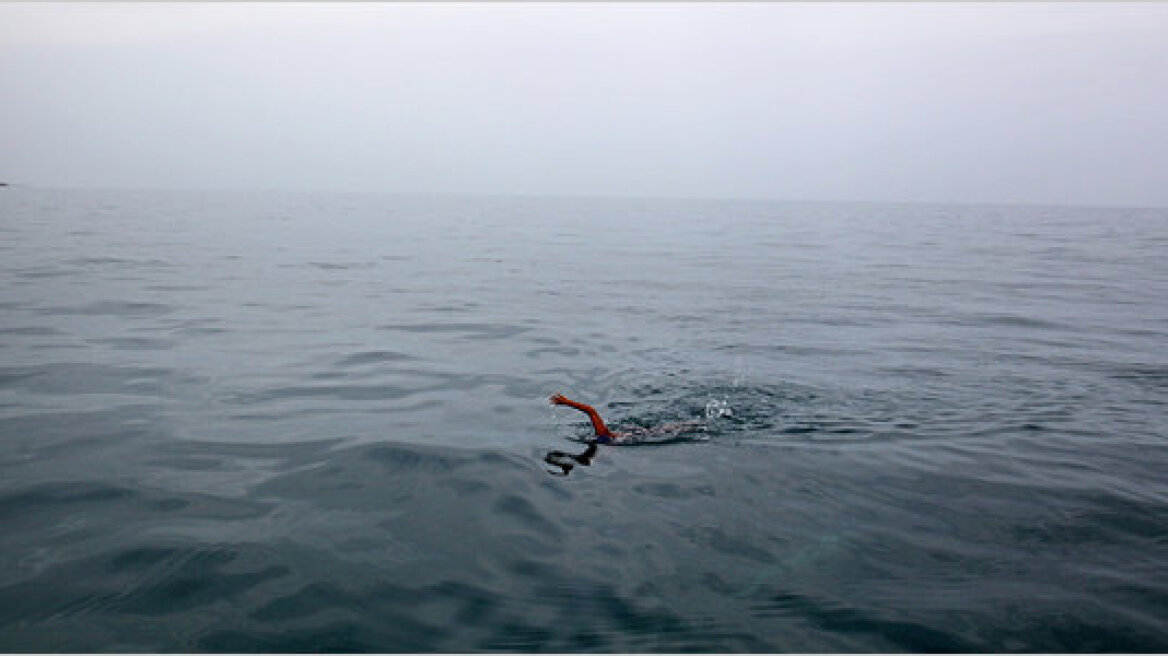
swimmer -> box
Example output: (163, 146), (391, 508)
(550, 392), (707, 443)
(544, 392), (708, 475)
(545, 393), (610, 476)
(549, 393), (619, 443)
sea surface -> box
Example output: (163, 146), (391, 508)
(1, 188), (1166, 652)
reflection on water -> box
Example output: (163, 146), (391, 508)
(544, 442), (598, 476)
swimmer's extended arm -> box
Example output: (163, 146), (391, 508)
(550, 393), (614, 439)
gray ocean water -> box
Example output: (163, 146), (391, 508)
(1, 188), (1166, 652)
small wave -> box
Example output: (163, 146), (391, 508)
(0, 363), (185, 397)
(0, 481), (136, 521)
(749, 592), (974, 652)
(0, 325), (62, 336)
(334, 350), (420, 367)
(36, 301), (176, 317)
(952, 312), (1073, 331)
(87, 337), (177, 351)
(233, 383), (427, 404)
(304, 261), (376, 271)
(12, 267), (74, 280)
(1109, 363), (1168, 389)
(378, 322), (531, 341)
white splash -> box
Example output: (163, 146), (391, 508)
(705, 398), (733, 419)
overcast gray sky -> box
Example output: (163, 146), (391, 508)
(2, 3), (1166, 206)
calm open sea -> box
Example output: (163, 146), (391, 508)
(1, 188), (1166, 651)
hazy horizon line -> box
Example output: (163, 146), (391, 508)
(5, 181), (1165, 213)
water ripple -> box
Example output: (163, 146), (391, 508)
(2, 190), (1167, 651)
